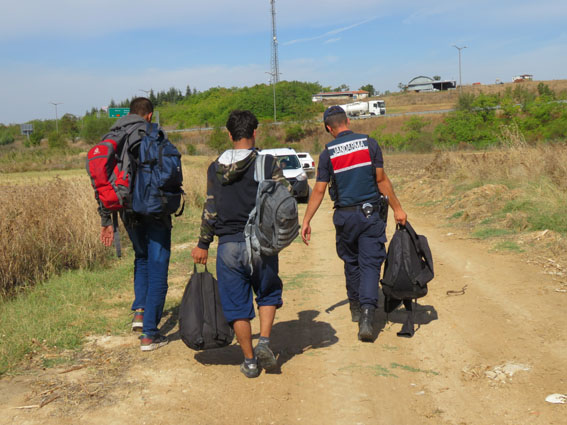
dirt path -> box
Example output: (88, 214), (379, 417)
(1, 193), (566, 424)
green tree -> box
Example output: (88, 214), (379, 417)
(81, 116), (114, 144)
(333, 84), (350, 92)
(359, 84), (375, 96)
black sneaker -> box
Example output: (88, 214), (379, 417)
(240, 361), (260, 378)
(140, 334), (169, 352)
(254, 344), (278, 372)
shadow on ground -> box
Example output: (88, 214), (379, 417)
(325, 297), (438, 342)
(193, 310), (338, 371)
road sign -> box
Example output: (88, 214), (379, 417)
(108, 108), (130, 118)
(20, 124), (33, 135)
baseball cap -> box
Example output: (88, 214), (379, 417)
(323, 105), (346, 122)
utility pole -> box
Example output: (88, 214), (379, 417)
(452, 45), (467, 91)
(49, 102), (63, 133)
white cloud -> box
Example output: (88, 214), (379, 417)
(283, 17), (377, 46)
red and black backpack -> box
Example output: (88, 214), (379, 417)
(86, 126), (139, 211)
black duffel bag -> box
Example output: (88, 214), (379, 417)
(179, 264), (234, 350)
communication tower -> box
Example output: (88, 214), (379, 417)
(270, 0), (280, 83)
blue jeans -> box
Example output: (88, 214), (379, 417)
(125, 215), (171, 337)
(333, 208), (387, 308)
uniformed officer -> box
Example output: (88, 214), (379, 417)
(301, 105), (407, 341)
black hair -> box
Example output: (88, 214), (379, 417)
(324, 112), (348, 132)
(130, 97), (154, 116)
(226, 110), (259, 141)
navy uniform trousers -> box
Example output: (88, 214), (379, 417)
(333, 207), (387, 308)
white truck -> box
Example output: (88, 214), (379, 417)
(338, 100), (386, 117)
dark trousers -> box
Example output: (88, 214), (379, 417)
(333, 208), (387, 308)
(125, 215), (171, 337)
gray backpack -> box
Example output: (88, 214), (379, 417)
(244, 154), (299, 265)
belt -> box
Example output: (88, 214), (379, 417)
(335, 202), (379, 211)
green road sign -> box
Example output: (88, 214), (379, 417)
(108, 107), (130, 118)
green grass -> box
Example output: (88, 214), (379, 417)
(281, 271), (319, 289)
(472, 227), (515, 239)
(492, 241), (524, 253)
(450, 210), (464, 219)
(0, 206), (207, 376)
(0, 258), (134, 375)
(339, 362), (439, 378)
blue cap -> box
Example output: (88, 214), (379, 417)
(323, 105), (346, 122)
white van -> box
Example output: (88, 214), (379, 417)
(258, 148), (310, 202)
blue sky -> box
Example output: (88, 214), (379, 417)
(1, 0), (566, 124)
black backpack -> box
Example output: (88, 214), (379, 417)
(178, 265), (234, 351)
(381, 221), (434, 337)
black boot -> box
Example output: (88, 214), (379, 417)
(349, 300), (361, 322)
(358, 306), (375, 342)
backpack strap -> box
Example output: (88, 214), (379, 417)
(254, 152), (267, 183)
(401, 221), (434, 286)
(112, 211), (122, 258)
(245, 153), (268, 274)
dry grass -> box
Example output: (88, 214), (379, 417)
(0, 178), (108, 296)
(425, 143), (567, 191)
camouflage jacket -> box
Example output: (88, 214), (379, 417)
(197, 149), (288, 249)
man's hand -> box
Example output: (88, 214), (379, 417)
(301, 221), (311, 245)
(100, 226), (114, 247)
(191, 246), (208, 265)
(394, 209), (408, 226)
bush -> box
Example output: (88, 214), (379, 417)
(185, 143), (197, 155)
(26, 131), (44, 147)
(81, 116), (114, 144)
(208, 127), (231, 153)
(0, 132), (15, 146)
(48, 131), (67, 149)
(285, 124), (306, 142)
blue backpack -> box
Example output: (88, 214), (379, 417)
(132, 123), (184, 216)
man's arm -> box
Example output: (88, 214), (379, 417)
(376, 168), (407, 225)
(191, 164), (217, 264)
(301, 181), (327, 245)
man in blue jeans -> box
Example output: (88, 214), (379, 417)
(191, 110), (288, 378)
(301, 106), (407, 341)
(98, 97), (172, 351)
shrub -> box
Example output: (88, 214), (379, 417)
(48, 131), (67, 149)
(285, 124), (306, 142)
(0, 132), (15, 146)
(208, 127), (231, 153)
(26, 131), (44, 147)
(81, 116), (114, 144)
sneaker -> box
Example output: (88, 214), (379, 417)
(240, 361), (260, 378)
(132, 309), (144, 332)
(140, 334), (169, 352)
(254, 343), (278, 372)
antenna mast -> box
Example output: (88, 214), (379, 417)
(270, 0), (280, 83)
